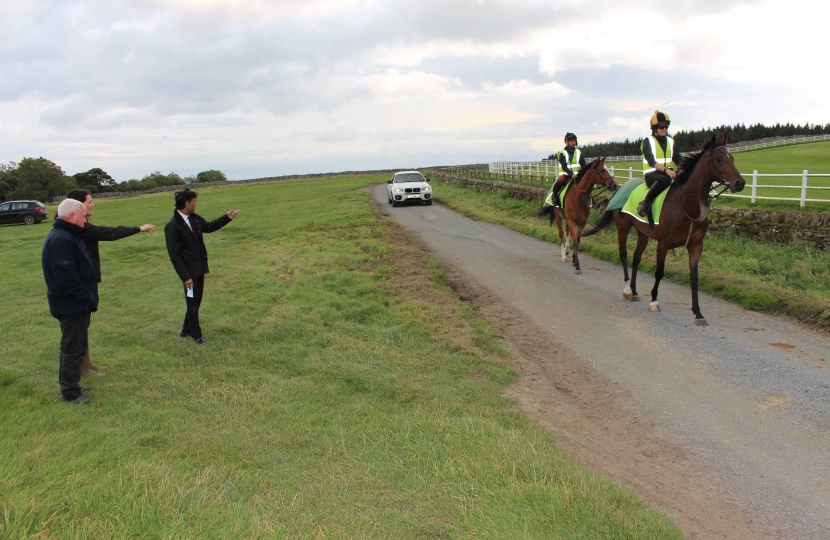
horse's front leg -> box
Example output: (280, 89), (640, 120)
(572, 219), (583, 274)
(556, 213), (568, 262)
(629, 231), (649, 302)
(648, 242), (669, 312)
(687, 240), (707, 325)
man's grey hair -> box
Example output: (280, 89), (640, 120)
(57, 198), (85, 219)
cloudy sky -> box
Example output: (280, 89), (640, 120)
(1, 0), (828, 181)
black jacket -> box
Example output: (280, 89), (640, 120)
(165, 210), (231, 282)
(82, 222), (140, 283)
(42, 219), (99, 320)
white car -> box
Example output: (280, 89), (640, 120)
(386, 171), (433, 207)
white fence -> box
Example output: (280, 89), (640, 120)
(486, 161), (830, 207)
(594, 166), (830, 208)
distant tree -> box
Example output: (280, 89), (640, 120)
(562, 122), (830, 159)
(195, 170), (227, 183)
(4, 157), (76, 202)
(0, 161), (18, 202)
(73, 167), (117, 193)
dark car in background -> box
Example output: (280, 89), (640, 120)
(0, 200), (50, 224)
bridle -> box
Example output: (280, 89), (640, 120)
(676, 145), (733, 223)
(571, 162), (616, 207)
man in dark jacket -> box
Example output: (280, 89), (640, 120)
(42, 198), (99, 404)
(165, 188), (239, 345)
(64, 188), (157, 377)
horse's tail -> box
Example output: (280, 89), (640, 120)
(581, 210), (614, 237)
(537, 204), (556, 226)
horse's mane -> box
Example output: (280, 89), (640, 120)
(675, 138), (722, 186)
(574, 159), (600, 183)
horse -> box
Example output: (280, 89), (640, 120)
(582, 136), (745, 325)
(537, 158), (617, 274)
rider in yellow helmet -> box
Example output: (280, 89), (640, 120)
(550, 132), (586, 207)
(637, 111), (683, 217)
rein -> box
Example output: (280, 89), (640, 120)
(675, 147), (730, 223)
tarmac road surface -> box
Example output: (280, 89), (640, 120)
(374, 185), (830, 539)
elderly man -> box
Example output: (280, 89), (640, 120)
(42, 198), (99, 404)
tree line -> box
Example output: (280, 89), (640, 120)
(0, 158), (228, 203)
(549, 122), (830, 159)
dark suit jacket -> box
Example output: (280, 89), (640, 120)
(164, 210), (231, 283)
(82, 222), (140, 283)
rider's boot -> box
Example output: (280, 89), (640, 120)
(552, 183), (564, 207)
(637, 183), (663, 217)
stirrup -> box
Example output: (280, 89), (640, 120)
(637, 201), (650, 217)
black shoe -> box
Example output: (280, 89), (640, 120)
(180, 331), (191, 338)
(637, 201), (650, 217)
(193, 337), (206, 345)
(65, 393), (94, 404)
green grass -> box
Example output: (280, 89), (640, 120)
(0, 177), (682, 538)
(433, 180), (830, 327)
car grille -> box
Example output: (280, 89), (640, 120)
(404, 187), (421, 193)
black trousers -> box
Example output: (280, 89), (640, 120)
(645, 170), (672, 191)
(59, 313), (90, 401)
(182, 275), (205, 339)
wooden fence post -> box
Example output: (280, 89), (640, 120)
(751, 170), (757, 203)
(801, 170), (809, 207)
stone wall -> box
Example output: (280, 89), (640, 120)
(56, 168), (412, 201)
(436, 172), (830, 251)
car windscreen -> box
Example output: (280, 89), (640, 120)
(394, 173), (425, 183)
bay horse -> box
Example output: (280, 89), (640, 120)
(537, 158), (617, 274)
(582, 136), (745, 325)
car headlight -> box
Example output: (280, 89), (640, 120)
(393, 188), (404, 193)
(422, 186), (431, 191)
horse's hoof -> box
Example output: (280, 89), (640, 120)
(561, 257), (568, 263)
(622, 291), (632, 299)
(695, 318), (708, 326)
(649, 302), (660, 312)
(630, 295), (640, 302)
(575, 269), (582, 275)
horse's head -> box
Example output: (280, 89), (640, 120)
(594, 157), (618, 192)
(705, 135), (745, 193)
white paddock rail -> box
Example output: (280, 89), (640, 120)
(598, 167), (830, 208)
(488, 161), (830, 207)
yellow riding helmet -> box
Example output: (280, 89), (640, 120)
(650, 110), (671, 126)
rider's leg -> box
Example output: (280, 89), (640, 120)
(552, 175), (569, 207)
(637, 171), (672, 217)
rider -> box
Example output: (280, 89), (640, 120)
(637, 110), (683, 217)
(550, 132), (586, 207)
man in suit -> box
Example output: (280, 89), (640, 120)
(165, 188), (239, 345)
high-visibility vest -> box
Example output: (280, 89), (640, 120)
(558, 148), (581, 173)
(641, 136), (676, 174)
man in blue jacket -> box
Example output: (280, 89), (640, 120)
(42, 198), (99, 404)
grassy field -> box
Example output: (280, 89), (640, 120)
(432, 181), (830, 328)
(471, 140), (830, 211)
(0, 177), (683, 538)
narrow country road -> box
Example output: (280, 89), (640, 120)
(372, 185), (830, 539)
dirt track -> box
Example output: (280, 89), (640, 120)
(370, 186), (830, 540)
